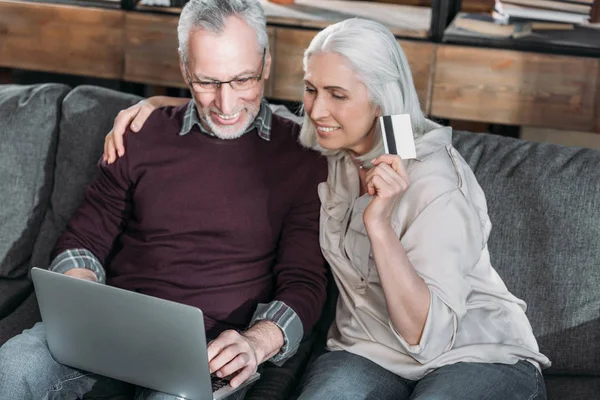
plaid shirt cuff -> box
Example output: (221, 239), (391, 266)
(49, 249), (106, 284)
(250, 300), (303, 365)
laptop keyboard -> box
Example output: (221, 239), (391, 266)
(211, 375), (230, 392)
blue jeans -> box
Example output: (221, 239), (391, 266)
(0, 322), (248, 400)
(298, 350), (546, 400)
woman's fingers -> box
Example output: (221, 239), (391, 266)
(104, 131), (117, 164)
(372, 155), (410, 185)
(366, 163), (403, 191)
(112, 106), (141, 156)
(130, 101), (156, 133)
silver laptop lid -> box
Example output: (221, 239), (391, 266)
(32, 267), (214, 400)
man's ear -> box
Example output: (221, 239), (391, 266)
(178, 51), (188, 85)
(263, 50), (273, 81)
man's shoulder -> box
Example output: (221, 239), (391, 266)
(270, 112), (301, 134)
(125, 104), (186, 146)
(269, 114), (318, 156)
(268, 114), (327, 182)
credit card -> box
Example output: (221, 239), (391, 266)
(379, 114), (416, 159)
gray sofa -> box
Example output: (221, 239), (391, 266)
(1, 83), (599, 399)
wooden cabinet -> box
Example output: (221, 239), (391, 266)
(270, 28), (313, 101)
(431, 45), (600, 132)
(123, 12), (277, 95)
(398, 40), (435, 114)
(0, 1), (123, 79)
(124, 13), (183, 88)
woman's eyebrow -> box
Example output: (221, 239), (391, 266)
(324, 85), (348, 92)
(303, 80), (348, 92)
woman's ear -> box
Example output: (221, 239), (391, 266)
(375, 105), (383, 118)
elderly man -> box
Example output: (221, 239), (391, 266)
(0, 0), (327, 399)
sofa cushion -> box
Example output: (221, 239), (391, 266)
(30, 86), (142, 270)
(0, 289), (40, 346)
(0, 84), (69, 278)
(545, 375), (600, 400)
(453, 131), (600, 376)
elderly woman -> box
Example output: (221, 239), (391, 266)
(104, 17), (550, 400)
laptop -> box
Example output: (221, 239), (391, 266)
(31, 267), (260, 400)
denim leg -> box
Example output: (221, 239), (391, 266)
(410, 360), (547, 400)
(0, 322), (132, 400)
(297, 350), (413, 400)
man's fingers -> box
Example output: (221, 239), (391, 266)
(230, 365), (255, 389)
(207, 338), (227, 365)
(209, 342), (241, 374)
(215, 353), (251, 379)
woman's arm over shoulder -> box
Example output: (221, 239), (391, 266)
(104, 96), (190, 163)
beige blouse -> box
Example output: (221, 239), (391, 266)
(318, 127), (551, 380)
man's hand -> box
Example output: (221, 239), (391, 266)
(207, 320), (284, 388)
(64, 268), (98, 282)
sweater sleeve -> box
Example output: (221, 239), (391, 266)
(265, 154), (328, 356)
(390, 189), (484, 363)
(50, 149), (134, 275)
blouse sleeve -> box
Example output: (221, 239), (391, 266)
(390, 188), (484, 363)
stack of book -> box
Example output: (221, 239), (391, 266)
(449, 12), (535, 38)
(494, 0), (597, 24)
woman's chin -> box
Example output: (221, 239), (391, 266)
(316, 137), (342, 151)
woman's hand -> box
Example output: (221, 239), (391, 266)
(363, 154), (410, 230)
(103, 96), (187, 164)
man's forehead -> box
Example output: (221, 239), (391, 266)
(187, 50), (261, 80)
(186, 25), (262, 79)
(187, 16), (261, 54)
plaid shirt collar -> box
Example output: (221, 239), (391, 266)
(179, 98), (272, 141)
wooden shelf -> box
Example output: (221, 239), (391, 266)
(1, 0), (599, 133)
(136, 0), (431, 39)
(431, 45), (600, 132)
(259, 0), (430, 39)
(0, 0), (124, 79)
(124, 12), (183, 88)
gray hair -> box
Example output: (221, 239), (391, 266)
(178, 0), (268, 64)
(299, 18), (440, 164)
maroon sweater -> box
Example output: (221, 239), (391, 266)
(53, 105), (328, 338)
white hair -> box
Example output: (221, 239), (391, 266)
(177, 0), (268, 64)
(299, 18), (440, 164)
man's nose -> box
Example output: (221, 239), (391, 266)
(214, 84), (237, 115)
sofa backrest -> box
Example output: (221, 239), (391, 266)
(30, 86), (142, 271)
(453, 130), (600, 376)
(0, 84), (70, 279)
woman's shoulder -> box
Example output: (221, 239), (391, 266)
(407, 143), (463, 202)
(402, 127), (484, 215)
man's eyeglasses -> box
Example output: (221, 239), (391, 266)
(187, 49), (266, 93)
